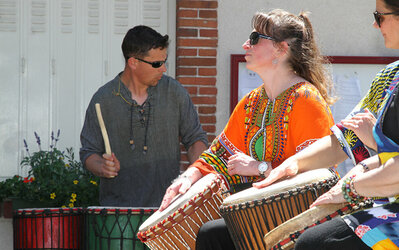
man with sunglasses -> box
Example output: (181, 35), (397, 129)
(80, 25), (208, 207)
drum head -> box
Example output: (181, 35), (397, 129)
(139, 173), (218, 231)
(222, 168), (334, 206)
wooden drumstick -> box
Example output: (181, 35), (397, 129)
(95, 103), (114, 178)
(95, 103), (111, 154)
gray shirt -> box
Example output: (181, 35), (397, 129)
(80, 73), (208, 207)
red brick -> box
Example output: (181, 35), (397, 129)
(199, 115), (216, 123)
(177, 9), (198, 18)
(199, 86), (217, 95)
(178, 58), (216, 67)
(199, 68), (216, 76)
(208, 134), (216, 142)
(199, 10), (217, 18)
(193, 96), (216, 105)
(177, 28), (198, 37)
(178, 77), (216, 85)
(178, 1), (218, 9)
(177, 48), (197, 57)
(199, 49), (216, 56)
(177, 67), (197, 76)
(202, 125), (216, 133)
(178, 38), (217, 47)
(178, 19), (217, 28)
(184, 86), (198, 95)
(198, 106), (216, 114)
(200, 29), (217, 38)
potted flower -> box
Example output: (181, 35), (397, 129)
(0, 130), (99, 209)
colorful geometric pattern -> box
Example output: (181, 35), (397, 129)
(198, 82), (334, 187)
(344, 202), (399, 249)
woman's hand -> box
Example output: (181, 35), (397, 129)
(159, 176), (192, 211)
(341, 109), (377, 150)
(159, 167), (203, 211)
(227, 152), (259, 176)
(310, 180), (346, 207)
(253, 159), (298, 189)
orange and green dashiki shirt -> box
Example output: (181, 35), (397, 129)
(192, 82), (335, 187)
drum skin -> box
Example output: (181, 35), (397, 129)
(137, 173), (227, 250)
(13, 207), (83, 249)
(220, 169), (339, 250)
(84, 207), (156, 250)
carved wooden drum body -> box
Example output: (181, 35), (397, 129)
(220, 169), (338, 250)
(137, 173), (227, 250)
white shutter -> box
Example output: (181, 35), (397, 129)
(0, 0), (21, 177)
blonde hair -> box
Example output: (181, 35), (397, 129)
(252, 9), (335, 105)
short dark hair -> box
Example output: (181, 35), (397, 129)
(121, 25), (169, 61)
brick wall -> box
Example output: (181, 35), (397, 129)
(176, 0), (218, 169)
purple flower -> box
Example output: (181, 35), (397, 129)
(34, 131), (41, 150)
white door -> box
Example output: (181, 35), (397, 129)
(0, 0), (175, 179)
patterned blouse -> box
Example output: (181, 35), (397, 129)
(192, 82), (334, 188)
(331, 60), (399, 165)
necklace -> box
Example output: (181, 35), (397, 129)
(112, 78), (151, 154)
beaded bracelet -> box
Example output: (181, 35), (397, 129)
(358, 161), (369, 172)
(341, 175), (366, 206)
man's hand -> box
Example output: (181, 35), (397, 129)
(85, 153), (120, 178)
(102, 153), (120, 178)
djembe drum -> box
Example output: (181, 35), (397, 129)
(264, 201), (373, 249)
(220, 168), (339, 250)
(13, 207), (83, 249)
(84, 207), (156, 250)
(137, 173), (227, 250)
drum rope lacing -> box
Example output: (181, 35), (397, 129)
(220, 173), (339, 249)
(138, 176), (227, 249)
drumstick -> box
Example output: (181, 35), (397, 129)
(95, 103), (115, 178)
(95, 103), (112, 155)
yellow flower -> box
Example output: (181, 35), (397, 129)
(69, 203), (74, 208)
(50, 193), (56, 199)
(71, 193), (77, 199)
(90, 180), (98, 186)
(65, 163), (70, 167)
(62, 205), (66, 208)
(73, 180), (78, 185)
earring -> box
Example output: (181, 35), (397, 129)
(272, 58), (278, 65)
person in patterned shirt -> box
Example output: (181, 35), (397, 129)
(259, 0), (399, 249)
(159, 9), (336, 250)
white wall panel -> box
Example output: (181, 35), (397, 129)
(52, 0), (79, 150)
(0, 0), (21, 177)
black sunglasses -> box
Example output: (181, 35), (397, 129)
(373, 10), (399, 27)
(249, 31), (275, 45)
(135, 57), (167, 68)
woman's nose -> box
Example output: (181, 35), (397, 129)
(242, 39), (251, 50)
